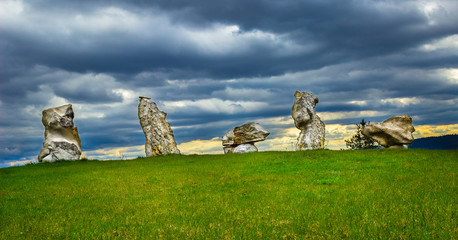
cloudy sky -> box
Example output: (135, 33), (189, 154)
(1, 0), (457, 167)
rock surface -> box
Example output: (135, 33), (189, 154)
(362, 115), (415, 148)
(222, 129), (235, 146)
(233, 123), (270, 145)
(222, 122), (269, 154)
(233, 143), (258, 153)
(292, 91), (326, 150)
(138, 96), (180, 156)
(223, 146), (235, 154)
(38, 104), (82, 162)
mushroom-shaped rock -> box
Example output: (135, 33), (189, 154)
(362, 115), (415, 148)
(222, 122), (269, 154)
(138, 96), (180, 156)
(38, 104), (82, 162)
(291, 91), (325, 150)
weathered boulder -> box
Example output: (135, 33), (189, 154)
(138, 96), (180, 156)
(233, 143), (258, 153)
(292, 91), (326, 150)
(233, 123), (270, 145)
(222, 122), (269, 154)
(38, 104), (82, 162)
(362, 115), (415, 148)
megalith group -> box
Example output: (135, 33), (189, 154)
(291, 91), (326, 150)
(36, 92), (418, 162)
(38, 104), (82, 162)
(222, 122), (270, 153)
(362, 114), (415, 148)
(138, 96), (180, 156)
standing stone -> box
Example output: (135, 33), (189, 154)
(138, 96), (180, 156)
(222, 122), (269, 154)
(362, 115), (415, 148)
(292, 91), (325, 150)
(38, 104), (82, 162)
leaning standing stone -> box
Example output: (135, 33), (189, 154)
(38, 104), (82, 162)
(138, 96), (180, 156)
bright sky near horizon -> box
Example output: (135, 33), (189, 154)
(1, 0), (457, 167)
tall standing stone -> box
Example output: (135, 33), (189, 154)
(38, 104), (82, 162)
(362, 115), (415, 148)
(291, 91), (325, 150)
(138, 96), (180, 156)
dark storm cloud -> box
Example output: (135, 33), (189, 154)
(3, 0), (456, 79)
(0, 66), (123, 104)
(1, 1), (309, 78)
(121, 0), (458, 59)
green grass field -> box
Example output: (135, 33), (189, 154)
(0, 149), (456, 239)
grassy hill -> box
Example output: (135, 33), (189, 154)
(0, 150), (456, 239)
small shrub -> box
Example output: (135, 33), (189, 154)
(345, 119), (378, 150)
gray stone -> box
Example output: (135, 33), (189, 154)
(223, 146), (235, 154)
(38, 104), (82, 162)
(292, 91), (326, 150)
(222, 129), (235, 146)
(233, 143), (258, 153)
(362, 115), (415, 148)
(138, 96), (180, 156)
(233, 122), (270, 144)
